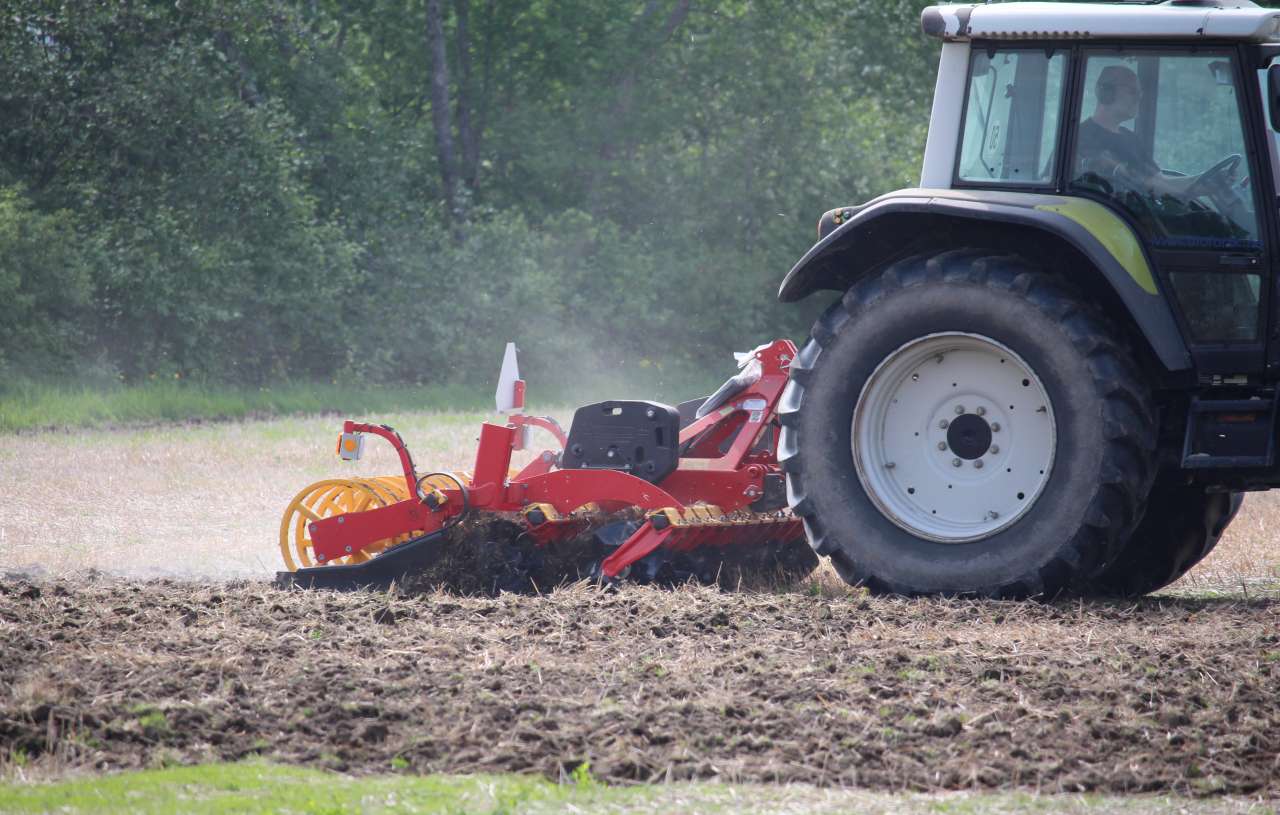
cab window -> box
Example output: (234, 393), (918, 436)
(1068, 51), (1260, 250)
(957, 49), (1066, 186)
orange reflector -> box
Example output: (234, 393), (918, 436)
(1216, 413), (1260, 423)
(337, 432), (364, 461)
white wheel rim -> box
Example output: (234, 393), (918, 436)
(852, 332), (1056, 543)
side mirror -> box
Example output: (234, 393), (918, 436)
(1269, 64), (1280, 131)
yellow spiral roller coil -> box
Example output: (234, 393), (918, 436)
(278, 473), (476, 571)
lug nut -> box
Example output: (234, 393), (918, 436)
(937, 441), (947, 451)
(952, 458), (962, 467)
(939, 419), (949, 429)
(986, 510), (1000, 520)
(976, 406), (986, 416)
(955, 405), (965, 415)
(990, 445), (999, 454)
(990, 422), (1001, 432)
(885, 461), (896, 469)
(974, 460), (984, 469)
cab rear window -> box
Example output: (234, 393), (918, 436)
(957, 49), (1066, 186)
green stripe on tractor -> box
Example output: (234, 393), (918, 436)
(1034, 199), (1157, 295)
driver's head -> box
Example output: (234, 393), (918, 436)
(1095, 65), (1141, 122)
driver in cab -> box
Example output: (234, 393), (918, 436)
(1077, 65), (1202, 197)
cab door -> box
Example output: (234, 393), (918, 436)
(1067, 47), (1269, 377)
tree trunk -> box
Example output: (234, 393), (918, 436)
(454, 0), (480, 192)
(425, 0), (461, 234)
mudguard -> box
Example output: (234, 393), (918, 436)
(778, 188), (1191, 371)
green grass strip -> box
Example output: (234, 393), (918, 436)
(0, 364), (724, 433)
(0, 761), (1272, 815)
(0, 381), (490, 434)
(0, 761), (598, 814)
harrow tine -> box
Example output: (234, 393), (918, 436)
(599, 520), (676, 579)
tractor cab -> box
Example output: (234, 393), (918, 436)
(912, 1), (1280, 382)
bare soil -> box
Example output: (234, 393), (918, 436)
(2, 578), (1277, 797)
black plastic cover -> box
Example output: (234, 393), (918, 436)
(275, 528), (448, 591)
(562, 400), (680, 483)
(675, 396), (708, 429)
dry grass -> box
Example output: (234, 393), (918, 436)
(1172, 492), (1280, 595)
(1, 410), (1278, 594)
(0, 411), (509, 579)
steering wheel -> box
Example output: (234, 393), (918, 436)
(1186, 154), (1241, 200)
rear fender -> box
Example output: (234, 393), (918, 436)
(778, 189), (1191, 372)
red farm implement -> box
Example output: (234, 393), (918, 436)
(275, 339), (818, 592)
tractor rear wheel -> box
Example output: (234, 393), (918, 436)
(779, 251), (1157, 597)
(1089, 482), (1243, 597)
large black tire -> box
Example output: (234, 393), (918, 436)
(778, 251), (1157, 598)
(1090, 483), (1243, 597)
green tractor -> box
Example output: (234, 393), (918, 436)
(778, 0), (1280, 597)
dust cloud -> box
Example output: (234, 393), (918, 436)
(2, 412), (1277, 591)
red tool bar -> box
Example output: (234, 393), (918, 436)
(653, 469), (763, 513)
(517, 469), (684, 515)
(310, 497), (453, 563)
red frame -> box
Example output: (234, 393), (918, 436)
(309, 339), (801, 577)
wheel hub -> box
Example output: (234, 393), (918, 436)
(946, 413), (992, 460)
(852, 332), (1056, 544)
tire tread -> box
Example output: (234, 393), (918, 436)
(780, 251), (1157, 598)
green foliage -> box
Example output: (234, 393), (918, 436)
(567, 761), (600, 790)
(0, 187), (93, 374)
(0, 0), (934, 394)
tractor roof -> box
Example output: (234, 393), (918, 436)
(921, 2), (1280, 43)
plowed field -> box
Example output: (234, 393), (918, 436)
(3, 414), (1280, 803)
(3, 578), (1277, 797)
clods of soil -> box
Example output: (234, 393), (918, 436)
(1, 578), (1277, 796)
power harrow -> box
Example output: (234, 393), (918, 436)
(275, 339), (818, 593)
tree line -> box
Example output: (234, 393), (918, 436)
(0, 0), (935, 389)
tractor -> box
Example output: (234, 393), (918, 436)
(279, 0), (1280, 598)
